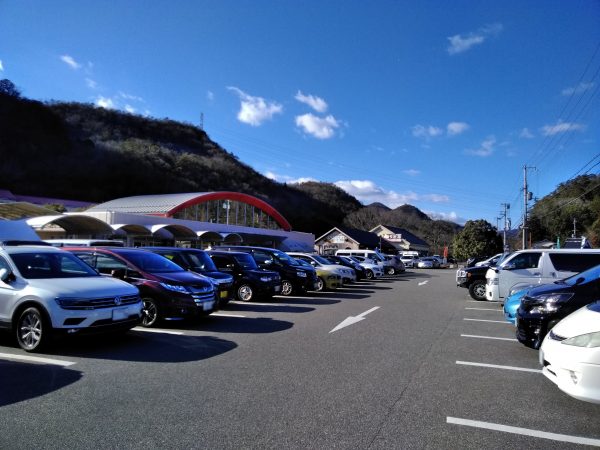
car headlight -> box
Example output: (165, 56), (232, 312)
(160, 282), (189, 293)
(260, 276), (272, 282)
(297, 271), (307, 277)
(523, 293), (573, 314)
(562, 331), (600, 348)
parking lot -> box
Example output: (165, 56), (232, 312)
(1, 268), (599, 449)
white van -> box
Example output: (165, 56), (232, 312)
(485, 249), (600, 302)
(335, 249), (393, 274)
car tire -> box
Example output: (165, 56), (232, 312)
(141, 297), (160, 327)
(365, 270), (374, 280)
(281, 279), (293, 296)
(316, 277), (325, 292)
(387, 267), (396, 275)
(468, 280), (487, 301)
(237, 284), (254, 302)
(16, 306), (51, 352)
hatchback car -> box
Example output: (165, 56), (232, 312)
(144, 247), (234, 307)
(292, 258), (341, 291)
(516, 263), (600, 349)
(323, 255), (366, 280)
(540, 301), (600, 404)
(208, 250), (281, 302)
(0, 244), (142, 351)
(66, 247), (216, 327)
(287, 252), (356, 284)
(417, 257), (440, 269)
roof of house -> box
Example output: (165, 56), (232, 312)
(333, 226), (396, 252)
(377, 224), (429, 247)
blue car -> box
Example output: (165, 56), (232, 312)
(503, 289), (527, 324)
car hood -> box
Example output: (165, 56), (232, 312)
(155, 271), (213, 286)
(551, 304), (600, 338)
(30, 276), (138, 298)
(198, 271), (234, 283)
(526, 281), (572, 298)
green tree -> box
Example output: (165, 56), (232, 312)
(0, 79), (21, 97)
(453, 219), (502, 260)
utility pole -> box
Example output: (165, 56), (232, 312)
(572, 218), (578, 238)
(200, 112), (204, 130)
(500, 203), (510, 251)
(522, 165), (536, 250)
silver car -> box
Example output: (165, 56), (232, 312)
(0, 245), (142, 351)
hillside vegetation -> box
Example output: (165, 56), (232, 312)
(0, 83), (455, 245)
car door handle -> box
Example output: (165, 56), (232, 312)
(532, 272), (541, 276)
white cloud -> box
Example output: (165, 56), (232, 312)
(403, 169), (421, 177)
(95, 96), (115, 109)
(412, 124), (443, 139)
(119, 91), (144, 102)
(334, 180), (449, 208)
(465, 136), (496, 157)
(561, 82), (595, 96)
(0, 60), (3, 71)
(295, 91), (328, 113)
(124, 104), (136, 114)
(541, 121), (586, 136)
(447, 23), (503, 55)
(519, 128), (534, 139)
(264, 171), (316, 184)
(426, 210), (466, 225)
(207, 90), (214, 101)
(295, 113), (340, 139)
(85, 78), (97, 89)
(447, 121), (470, 136)
(227, 86), (283, 126)
(60, 54), (82, 69)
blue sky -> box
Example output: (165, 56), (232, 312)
(1, 1), (599, 226)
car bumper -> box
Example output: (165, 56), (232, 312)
(516, 315), (548, 349)
(540, 337), (600, 404)
(51, 302), (143, 330)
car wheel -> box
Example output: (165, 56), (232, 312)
(141, 297), (160, 327)
(316, 277), (325, 292)
(237, 284), (254, 302)
(16, 306), (50, 352)
(281, 279), (293, 296)
(468, 280), (487, 301)
(387, 267), (396, 275)
(365, 270), (374, 280)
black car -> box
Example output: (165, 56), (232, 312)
(516, 263), (600, 349)
(208, 251), (282, 301)
(211, 246), (319, 296)
(323, 255), (366, 280)
(144, 247), (234, 307)
(456, 253), (510, 301)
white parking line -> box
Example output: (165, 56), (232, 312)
(133, 328), (184, 335)
(418, 281), (429, 286)
(447, 417), (600, 446)
(461, 334), (517, 342)
(466, 300), (500, 304)
(464, 318), (510, 324)
(211, 313), (246, 318)
(465, 307), (501, 311)
(0, 352), (76, 367)
(456, 361), (542, 373)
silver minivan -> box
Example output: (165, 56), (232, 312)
(485, 249), (600, 302)
(0, 222), (142, 351)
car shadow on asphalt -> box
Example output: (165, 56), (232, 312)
(196, 316), (294, 334)
(42, 332), (239, 363)
(0, 360), (83, 407)
(307, 291), (372, 300)
(271, 296), (341, 305)
(225, 303), (315, 314)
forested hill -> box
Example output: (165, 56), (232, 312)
(0, 85), (455, 245)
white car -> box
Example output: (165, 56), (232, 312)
(540, 301), (600, 404)
(348, 256), (384, 279)
(0, 243), (142, 352)
(287, 252), (356, 283)
(400, 255), (418, 268)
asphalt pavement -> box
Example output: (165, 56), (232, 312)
(0, 269), (599, 449)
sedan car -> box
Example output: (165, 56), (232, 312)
(348, 256), (384, 279)
(293, 258), (341, 291)
(540, 300), (600, 404)
(287, 252), (356, 284)
(323, 255), (366, 281)
(400, 255), (418, 268)
(66, 247), (216, 327)
(417, 257), (440, 269)
(516, 263), (600, 349)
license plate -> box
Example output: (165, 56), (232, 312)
(220, 291), (228, 299)
(274, 285), (281, 292)
(203, 301), (215, 311)
(112, 307), (129, 321)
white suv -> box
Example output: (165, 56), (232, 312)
(0, 244), (142, 351)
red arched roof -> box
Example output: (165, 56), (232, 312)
(166, 192), (292, 231)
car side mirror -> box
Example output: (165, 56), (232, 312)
(0, 268), (14, 283)
(575, 277), (585, 285)
(502, 263), (516, 271)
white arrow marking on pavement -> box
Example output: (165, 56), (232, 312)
(330, 306), (380, 333)
(418, 281), (429, 286)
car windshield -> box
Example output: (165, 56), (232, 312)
(312, 255), (332, 265)
(11, 252), (99, 279)
(119, 251), (185, 273)
(273, 250), (299, 266)
(561, 263), (600, 286)
(233, 253), (258, 269)
(182, 251), (218, 272)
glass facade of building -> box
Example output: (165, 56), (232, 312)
(172, 199), (282, 230)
